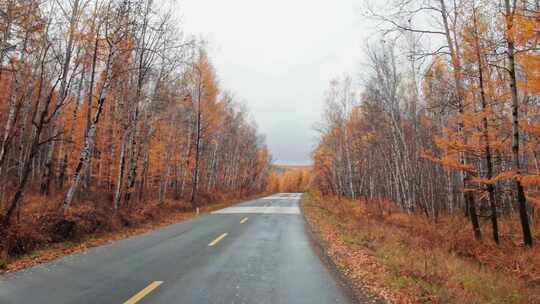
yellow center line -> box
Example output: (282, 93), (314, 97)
(123, 281), (163, 304)
(240, 217), (248, 224)
(208, 233), (228, 246)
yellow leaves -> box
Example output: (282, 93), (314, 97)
(194, 50), (219, 105)
(517, 174), (540, 187)
(433, 135), (470, 155)
(471, 171), (518, 186)
(421, 151), (475, 173)
(522, 120), (540, 136)
(422, 55), (452, 103)
(511, 12), (540, 46)
(517, 53), (540, 94)
(269, 167), (312, 193)
(468, 172), (540, 188)
(506, 8), (540, 95)
(266, 171), (281, 193)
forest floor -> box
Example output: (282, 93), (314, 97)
(301, 192), (540, 304)
(0, 193), (263, 274)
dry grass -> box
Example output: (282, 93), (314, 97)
(1, 191), (263, 273)
(301, 192), (540, 304)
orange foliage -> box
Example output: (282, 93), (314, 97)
(267, 167), (312, 193)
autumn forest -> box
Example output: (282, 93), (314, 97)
(313, 0), (540, 246)
(306, 0), (540, 302)
(1, 0), (540, 302)
(0, 0), (272, 260)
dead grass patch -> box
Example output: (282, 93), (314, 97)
(301, 192), (540, 304)
(1, 192), (264, 273)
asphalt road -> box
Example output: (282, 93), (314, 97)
(0, 193), (353, 304)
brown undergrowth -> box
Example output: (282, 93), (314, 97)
(0, 191), (262, 274)
(301, 192), (540, 304)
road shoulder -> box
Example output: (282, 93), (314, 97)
(300, 193), (389, 304)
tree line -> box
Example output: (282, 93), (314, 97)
(0, 0), (271, 254)
(266, 167), (311, 193)
(312, 0), (540, 246)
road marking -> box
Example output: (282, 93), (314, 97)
(240, 217), (248, 224)
(212, 206), (300, 215)
(262, 193), (303, 200)
(208, 233), (228, 246)
(262, 197), (300, 201)
(123, 281), (163, 304)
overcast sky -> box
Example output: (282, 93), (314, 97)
(178, 0), (372, 165)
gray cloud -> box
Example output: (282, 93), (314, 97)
(179, 0), (370, 165)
